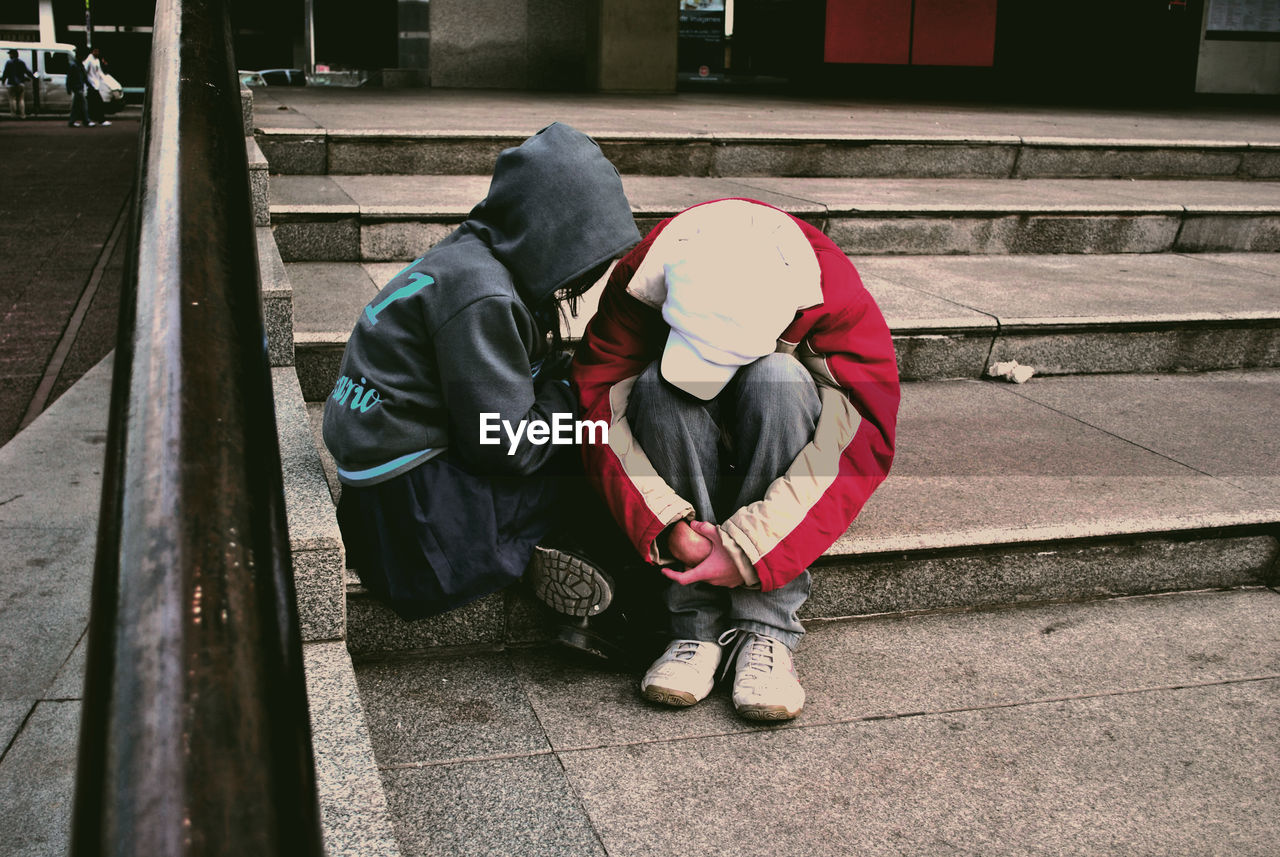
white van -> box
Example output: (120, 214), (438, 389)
(1, 41), (78, 117)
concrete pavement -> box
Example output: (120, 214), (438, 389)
(0, 111), (138, 855)
(0, 355), (111, 857)
(250, 87), (1280, 144)
(0, 113), (139, 447)
(354, 587), (1280, 856)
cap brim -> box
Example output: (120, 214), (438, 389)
(660, 330), (737, 401)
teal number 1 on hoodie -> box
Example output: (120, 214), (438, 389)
(366, 272), (435, 325)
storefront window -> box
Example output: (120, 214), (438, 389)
(678, 0), (726, 79)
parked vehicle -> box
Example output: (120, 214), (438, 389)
(259, 68), (306, 86)
(238, 68), (306, 87)
(0, 40), (126, 116)
(1, 40), (74, 116)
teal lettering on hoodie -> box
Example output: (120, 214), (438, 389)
(331, 375), (382, 413)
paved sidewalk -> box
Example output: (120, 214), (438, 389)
(355, 587), (1280, 856)
(0, 355), (111, 857)
(0, 114), (139, 447)
(252, 87), (1280, 143)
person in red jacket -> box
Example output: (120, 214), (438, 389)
(571, 198), (899, 720)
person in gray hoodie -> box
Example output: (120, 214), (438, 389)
(323, 122), (640, 620)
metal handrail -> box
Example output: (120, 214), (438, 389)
(70, 0), (324, 853)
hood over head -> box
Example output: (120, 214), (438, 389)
(468, 122), (640, 305)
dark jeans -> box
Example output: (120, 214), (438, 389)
(337, 449), (567, 620)
(68, 90), (88, 124)
(86, 87), (104, 123)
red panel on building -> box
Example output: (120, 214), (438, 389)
(824, 0), (913, 65)
(911, 0), (998, 67)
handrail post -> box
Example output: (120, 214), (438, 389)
(70, 0), (325, 853)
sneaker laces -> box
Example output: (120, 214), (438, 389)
(717, 629), (784, 683)
(668, 639), (705, 662)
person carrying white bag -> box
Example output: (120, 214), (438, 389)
(82, 47), (118, 127)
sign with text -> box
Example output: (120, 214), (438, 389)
(1206, 0), (1280, 40)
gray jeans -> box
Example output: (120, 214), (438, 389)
(627, 353), (821, 650)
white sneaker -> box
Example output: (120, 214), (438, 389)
(87, 121), (97, 126)
(101, 120), (112, 126)
(640, 639), (722, 707)
(726, 632), (805, 721)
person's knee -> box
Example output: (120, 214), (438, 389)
(627, 359), (718, 451)
(629, 360), (700, 417)
(734, 353), (819, 414)
(743, 353), (810, 386)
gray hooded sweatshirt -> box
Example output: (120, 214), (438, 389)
(322, 122), (640, 487)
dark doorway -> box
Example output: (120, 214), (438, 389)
(312, 0), (397, 71)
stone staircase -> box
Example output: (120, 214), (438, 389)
(249, 98), (1280, 855)
(271, 131), (1280, 652)
(244, 92), (400, 857)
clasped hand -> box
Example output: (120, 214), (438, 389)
(661, 520), (743, 588)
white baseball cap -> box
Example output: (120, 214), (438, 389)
(658, 203), (822, 400)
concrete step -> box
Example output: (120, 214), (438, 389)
(274, 366), (345, 642)
(246, 92), (288, 369)
(248, 137), (270, 227)
(303, 642), (402, 857)
(251, 88), (1280, 158)
(306, 370), (1280, 657)
(285, 254), (1280, 400)
(269, 175), (1280, 261)
(275, 366), (404, 853)
(255, 128), (1280, 181)
(257, 226), (295, 368)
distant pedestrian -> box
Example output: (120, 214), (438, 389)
(3, 50), (33, 119)
(66, 53), (89, 127)
(82, 47), (112, 127)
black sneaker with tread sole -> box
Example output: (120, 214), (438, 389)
(527, 545), (614, 618)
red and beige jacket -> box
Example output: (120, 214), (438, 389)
(571, 199), (900, 592)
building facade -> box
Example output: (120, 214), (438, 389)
(2, 0), (1276, 97)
